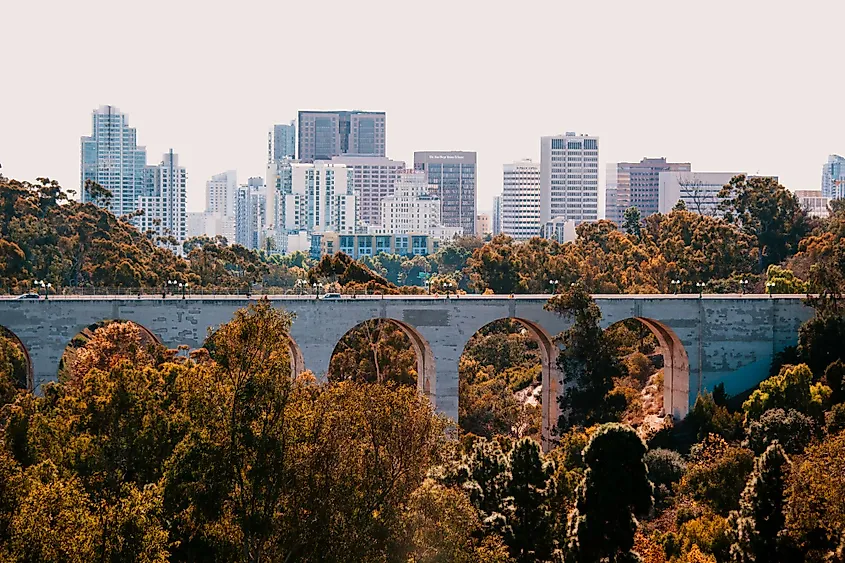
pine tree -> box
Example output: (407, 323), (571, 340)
(505, 438), (557, 562)
(622, 206), (642, 238)
(463, 438), (511, 520)
(729, 441), (794, 562)
(565, 423), (653, 563)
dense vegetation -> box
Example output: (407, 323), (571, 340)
(4, 173), (845, 561)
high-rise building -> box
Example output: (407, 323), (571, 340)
(298, 110), (386, 162)
(80, 105), (148, 218)
(540, 133), (599, 225)
(822, 154), (845, 200)
(368, 170), (462, 240)
(273, 121), (296, 160)
(205, 170), (237, 241)
(235, 184), (264, 250)
(502, 159), (541, 240)
(492, 195), (503, 235)
(135, 150), (187, 253)
(606, 158), (691, 225)
(328, 155), (405, 226)
(413, 151), (477, 235)
(280, 162), (356, 234)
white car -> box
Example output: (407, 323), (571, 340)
(17, 293), (40, 300)
(321, 293), (342, 300)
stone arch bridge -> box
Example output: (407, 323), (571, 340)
(0, 295), (812, 444)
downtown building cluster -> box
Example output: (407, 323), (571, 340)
(80, 105), (843, 257)
(187, 111), (474, 259)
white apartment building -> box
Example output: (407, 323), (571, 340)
(502, 159), (541, 240)
(657, 171), (741, 215)
(136, 150), (187, 254)
(540, 133), (599, 225)
(205, 170), (237, 241)
(367, 170), (462, 240)
(796, 190), (831, 218)
(329, 155), (405, 226)
(281, 162), (356, 234)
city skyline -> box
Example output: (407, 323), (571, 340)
(2, 1), (843, 217)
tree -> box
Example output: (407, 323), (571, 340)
(545, 286), (628, 429)
(765, 264), (807, 294)
(0, 330), (28, 405)
(743, 408), (815, 455)
(798, 315), (845, 378)
(504, 438), (557, 562)
(678, 435), (754, 515)
(565, 423), (653, 563)
(644, 448), (686, 508)
(742, 363), (831, 422)
(401, 479), (512, 563)
(623, 206), (643, 238)
(718, 174), (809, 269)
(729, 442), (795, 563)
(785, 430), (845, 559)
(688, 391), (743, 441)
(467, 235), (523, 294)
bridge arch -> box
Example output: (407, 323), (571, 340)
(605, 317), (691, 423)
(327, 318), (436, 403)
(0, 325), (34, 392)
(458, 317), (562, 449)
(202, 326), (305, 380)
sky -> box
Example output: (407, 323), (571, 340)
(2, 0), (843, 215)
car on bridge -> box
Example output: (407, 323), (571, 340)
(321, 293), (342, 300)
(17, 293), (40, 300)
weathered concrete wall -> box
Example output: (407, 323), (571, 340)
(0, 295), (814, 428)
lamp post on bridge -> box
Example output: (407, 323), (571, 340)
(670, 279), (681, 294)
(739, 279), (749, 295)
(549, 279), (560, 294)
(696, 281), (707, 296)
(34, 280), (52, 300)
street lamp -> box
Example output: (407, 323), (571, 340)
(34, 280), (52, 300)
(313, 282), (323, 298)
(739, 279), (749, 295)
(178, 282), (188, 300)
(425, 279), (432, 294)
(766, 281), (776, 296)
(696, 281), (706, 296)
(167, 279), (178, 297)
(443, 281), (454, 297)
(549, 279), (560, 294)
(670, 279), (681, 294)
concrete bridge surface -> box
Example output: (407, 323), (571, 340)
(0, 294), (813, 443)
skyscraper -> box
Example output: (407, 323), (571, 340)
(297, 110), (386, 162)
(413, 151), (477, 235)
(540, 133), (599, 225)
(281, 162), (356, 234)
(80, 105), (147, 217)
(492, 195), (502, 235)
(606, 158), (691, 225)
(502, 159), (541, 240)
(135, 150), (187, 253)
(329, 155), (405, 226)
(822, 154), (845, 200)
(273, 121), (296, 160)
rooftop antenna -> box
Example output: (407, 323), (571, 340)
(268, 131), (272, 163)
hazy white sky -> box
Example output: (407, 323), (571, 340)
(2, 0), (843, 214)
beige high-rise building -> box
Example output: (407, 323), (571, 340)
(329, 155), (405, 226)
(475, 213), (492, 236)
(540, 133), (599, 225)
